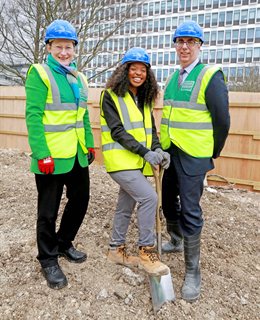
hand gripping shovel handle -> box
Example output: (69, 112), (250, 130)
(152, 166), (164, 257)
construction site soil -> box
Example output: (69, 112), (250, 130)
(0, 149), (259, 320)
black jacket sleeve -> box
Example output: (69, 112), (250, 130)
(101, 90), (160, 157)
(205, 71), (230, 158)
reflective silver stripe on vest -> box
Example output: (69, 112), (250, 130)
(190, 65), (212, 102)
(118, 97), (144, 131)
(44, 121), (84, 132)
(163, 100), (208, 111)
(161, 118), (169, 125)
(42, 64), (78, 111)
(102, 140), (146, 151)
(169, 121), (213, 130)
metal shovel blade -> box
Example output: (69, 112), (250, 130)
(149, 273), (175, 314)
(148, 167), (175, 314)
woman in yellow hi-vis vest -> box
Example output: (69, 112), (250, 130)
(160, 21), (230, 302)
(25, 20), (95, 290)
(100, 47), (171, 277)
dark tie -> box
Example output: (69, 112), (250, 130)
(178, 68), (186, 87)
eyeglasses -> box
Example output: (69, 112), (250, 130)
(51, 45), (74, 53)
(175, 40), (201, 48)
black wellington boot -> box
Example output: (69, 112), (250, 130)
(181, 233), (201, 302)
(162, 220), (184, 253)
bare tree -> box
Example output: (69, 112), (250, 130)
(0, 0), (144, 85)
(228, 64), (260, 92)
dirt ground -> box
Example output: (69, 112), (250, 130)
(0, 148), (259, 320)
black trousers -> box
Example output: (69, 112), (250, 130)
(35, 158), (89, 267)
(162, 147), (205, 237)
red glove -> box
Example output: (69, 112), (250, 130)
(87, 148), (95, 165)
(38, 156), (54, 174)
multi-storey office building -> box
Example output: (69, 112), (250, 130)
(84, 0), (260, 88)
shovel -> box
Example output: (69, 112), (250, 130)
(148, 167), (175, 314)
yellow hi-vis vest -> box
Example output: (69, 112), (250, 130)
(100, 89), (153, 176)
(160, 65), (221, 158)
(29, 64), (88, 158)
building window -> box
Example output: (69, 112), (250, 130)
(238, 48), (245, 62)
(165, 35), (171, 48)
(192, 0), (199, 10)
(164, 52), (169, 65)
(227, 0), (234, 7)
(211, 13), (218, 27)
(199, 0), (205, 10)
(234, 0), (242, 5)
(255, 27), (260, 43)
(213, 0), (219, 8)
(202, 50), (209, 64)
(173, 0), (178, 13)
(204, 32), (210, 45)
(241, 10), (248, 24)
(231, 48), (237, 63)
(198, 14), (204, 27)
(172, 17), (178, 29)
(245, 48), (253, 63)
(170, 52), (176, 64)
(157, 69), (162, 82)
(247, 28), (254, 42)
(148, 20), (153, 32)
(163, 69), (169, 81)
(161, 1), (166, 14)
(219, 0), (227, 7)
(253, 48), (260, 62)
(239, 28), (246, 44)
(155, 2), (160, 15)
(237, 67), (244, 81)
(167, 0), (173, 13)
(166, 18), (171, 31)
(143, 3), (148, 16)
(152, 53), (157, 65)
(230, 67), (236, 81)
(159, 35), (164, 49)
(205, 13), (211, 27)
(179, 0), (185, 12)
(186, 0), (192, 11)
(149, 2), (154, 16)
(211, 31), (217, 45)
(248, 8), (256, 24)
(233, 10), (240, 25)
(232, 30), (239, 44)
(225, 30), (231, 44)
(147, 36), (152, 49)
(216, 50), (223, 63)
(257, 8), (260, 23)
(154, 20), (159, 32)
(160, 18), (165, 31)
(219, 12), (225, 26)
(226, 11), (233, 25)
(206, 0), (212, 9)
(209, 50), (216, 63)
(153, 36), (158, 49)
(223, 49), (230, 63)
(217, 31), (224, 45)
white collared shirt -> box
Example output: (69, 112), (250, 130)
(180, 58), (200, 82)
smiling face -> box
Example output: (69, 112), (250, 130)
(47, 39), (75, 66)
(175, 37), (201, 68)
(128, 62), (147, 95)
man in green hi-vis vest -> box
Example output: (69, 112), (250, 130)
(25, 20), (95, 290)
(160, 21), (230, 302)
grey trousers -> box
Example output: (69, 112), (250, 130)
(109, 170), (157, 247)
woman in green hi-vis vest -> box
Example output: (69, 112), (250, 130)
(25, 20), (95, 290)
(160, 21), (230, 302)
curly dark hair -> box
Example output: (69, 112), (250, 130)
(105, 63), (159, 107)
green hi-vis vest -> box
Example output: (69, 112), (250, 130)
(160, 64), (221, 158)
(100, 89), (153, 176)
(29, 64), (89, 158)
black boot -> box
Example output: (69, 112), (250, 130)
(181, 233), (201, 302)
(41, 264), (68, 289)
(59, 246), (87, 263)
(162, 220), (184, 253)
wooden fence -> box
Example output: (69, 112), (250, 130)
(0, 86), (259, 192)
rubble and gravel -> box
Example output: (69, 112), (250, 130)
(0, 148), (259, 320)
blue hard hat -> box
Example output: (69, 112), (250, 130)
(122, 47), (150, 67)
(173, 21), (204, 43)
(45, 20), (78, 45)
